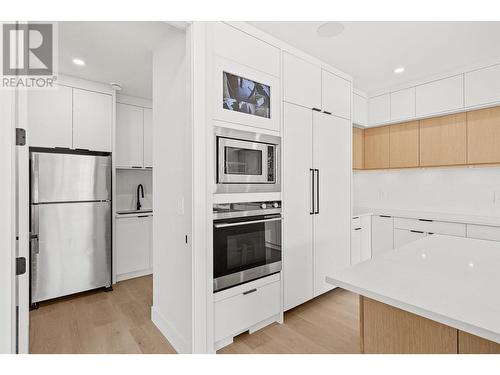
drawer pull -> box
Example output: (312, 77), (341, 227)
(410, 230), (424, 234)
(418, 218), (433, 222)
(243, 288), (257, 295)
(354, 227), (362, 231)
(379, 215), (391, 218)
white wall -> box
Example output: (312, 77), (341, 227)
(0, 90), (15, 353)
(151, 26), (193, 354)
(115, 170), (153, 211)
(354, 167), (500, 216)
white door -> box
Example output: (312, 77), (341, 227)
(73, 88), (113, 152)
(321, 70), (351, 119)
(283, 102), (314, 311)
(372, 215), (394, 257)
(0, 89), (15, 353)
(116, 103), (144, 168)
(313, 112), (351, 296)
(143, 108), (153, 168)
(393, 229), (427, 248)
(28, 84), (72, 148)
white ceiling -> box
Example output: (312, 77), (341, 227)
(58, 22), (175, 99)
(249, 22), (500, 94)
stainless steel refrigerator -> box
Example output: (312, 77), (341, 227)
(30, 150), (112, 306)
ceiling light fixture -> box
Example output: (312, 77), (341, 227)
(394, 67), (405, 74)
(72, 58), (85, 66)
(316, 22), (344, 38)
(110, 82), (122, 91)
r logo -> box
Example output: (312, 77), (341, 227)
(3, 23), (53, 76)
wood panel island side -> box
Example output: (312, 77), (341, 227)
(327, 235), (500, 354)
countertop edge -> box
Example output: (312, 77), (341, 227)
(326, 276), (500, 345)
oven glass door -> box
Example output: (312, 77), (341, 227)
(213, 215), (282, 288)
(218, 138), (274, 184)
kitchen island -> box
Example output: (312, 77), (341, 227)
(327, 235), (500, 354)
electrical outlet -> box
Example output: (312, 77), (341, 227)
(378, 190), (386, 200)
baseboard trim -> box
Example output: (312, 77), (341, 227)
(116, 269), (152, 282)
(151, 306), (189, 354)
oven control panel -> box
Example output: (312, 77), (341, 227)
(213, 201), (281, 220)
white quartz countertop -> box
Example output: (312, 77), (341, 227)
(353, 206), (500, 227)
(326, 235), (500, 343)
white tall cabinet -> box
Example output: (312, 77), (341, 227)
(283, 103), (351, 310)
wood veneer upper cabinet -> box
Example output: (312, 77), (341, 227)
(419, 113), (466, 167)
(364, 126), (390, 169)
(458, 331), (500, 354)
(352, 127), (364, 169)
(467, 106), (500, 164)
(389, 121), (419, 168)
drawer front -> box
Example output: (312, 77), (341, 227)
(352, 217), (361, 229)
(214, 280), (280, 342)
(393, 217), (466, 237)
(467, 224), (500, 242)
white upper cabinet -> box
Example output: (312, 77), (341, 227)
(415, 75), (464, 117)
(213, 22), (280, 77)
(368, 94), (390, 126)
(143, 108), (153, 168)
(73, 88), (113, 152)
(283, 52), (322, 110)
(465, 64), (500, 108)
(28, 85), (73, 148)
(390, 87), (415, 122)
(321, 69), (351, 119)
(353, 93), (368, 126)
(116, 103), (144, 168)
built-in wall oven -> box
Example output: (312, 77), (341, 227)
(215, 127), (280, 193)
(213, 201), (282, 292)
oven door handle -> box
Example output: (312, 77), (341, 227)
(214, 217), (282, 228)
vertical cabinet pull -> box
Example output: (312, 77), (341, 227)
(310, 168), (315, 215)
(315, 169), (320, 214)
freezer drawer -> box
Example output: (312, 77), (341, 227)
(31, 201), (111, 303)
(31, 151), (111, 203)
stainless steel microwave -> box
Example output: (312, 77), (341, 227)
(215, 127), (281, 193)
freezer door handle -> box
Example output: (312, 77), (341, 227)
(310, 168), (315, 215)
(31, 234), (39, 254)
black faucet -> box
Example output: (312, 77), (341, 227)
(136, 184), (144, 211)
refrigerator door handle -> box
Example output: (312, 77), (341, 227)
(32, 153), (39, 204)
(310, 168), (315, 215)
(315, 169), (320, 215)
(31, 205), (40, 254)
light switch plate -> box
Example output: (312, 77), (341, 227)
(177, 196), (185, 215)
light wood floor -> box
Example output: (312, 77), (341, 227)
(30, 275), (360, 354)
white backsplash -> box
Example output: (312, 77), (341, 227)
(116, 169), (153, 211)
(353, 166), (500, 216)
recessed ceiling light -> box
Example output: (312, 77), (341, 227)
(72, 58), (85, 66)
(394, 67), (405, 74)
(317, 22), (344, 38)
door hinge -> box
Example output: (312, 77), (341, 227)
(16, 257), (26, 276)
(16, 128), (26, 146)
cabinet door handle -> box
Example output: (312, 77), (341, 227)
(310, 168), (315, 215)
(410, 230), (424, 234)
(353, 227), (362, 231)
(418, 218), (433, 222)
(243, 288), (257, 295)
(379, 215), (391, 218)
(312, 107), (322, 112)
(314, 169), (320, 214)
(323, 111), (332, 115)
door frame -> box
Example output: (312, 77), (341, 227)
(0, 88), (16, 354)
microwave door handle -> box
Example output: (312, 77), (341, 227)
(214, 217), (282, 228)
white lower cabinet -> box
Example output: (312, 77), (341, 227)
(351, 215), (372, 265)
(394, 228), (427, 248)
(371, 215), (394, 257)
(116, 215), (153, 280)
(214, 274), (281, 349)
(466, 224), (500, 242)
(393, 217), (466, 237)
